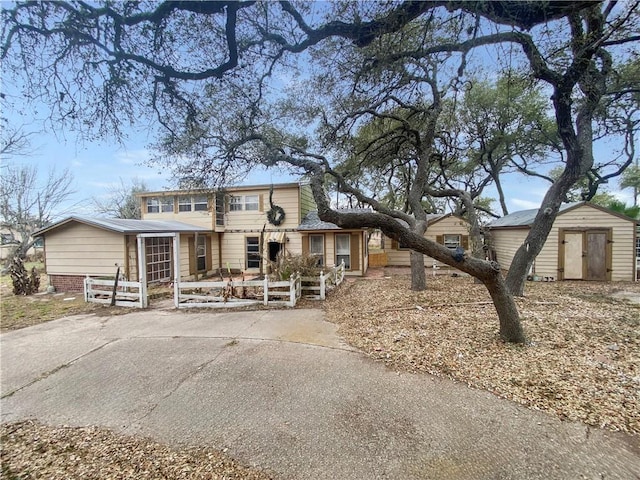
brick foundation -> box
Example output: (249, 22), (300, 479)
(49, 275), (86, 293)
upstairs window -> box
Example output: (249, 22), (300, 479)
(146, 197), (160, 213)
(245, 195), (259, 211)
(161, 197), (174, 213)
(194, 195), (208, 211)
(229, 195), (260, 211)
(178, 195), (208, 212)
(178, 196), (192, 212)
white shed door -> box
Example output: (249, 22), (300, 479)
(563, 232), (584, 280)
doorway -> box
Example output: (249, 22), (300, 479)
(268, 241), (282, 262)
(559, 229), (611, 281)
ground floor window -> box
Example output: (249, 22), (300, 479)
(335, 234), (351, 269)
(443, 234), (461, 250)
(310, 234), (324, 266)
(146, 237), (172, 282)
(196, 235), (206, 271)
(246, 236), (260, 269)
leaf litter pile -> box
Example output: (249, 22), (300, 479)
(1, 421), (273, 480)
(324, 271), (640, 437)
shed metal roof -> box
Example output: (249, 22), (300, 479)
(488, 202), (581, 228)
(35, 216), (211, 236)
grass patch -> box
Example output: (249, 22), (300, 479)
(0, 262), (104, 332)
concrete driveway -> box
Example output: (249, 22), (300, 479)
(1, 308), (639, 479)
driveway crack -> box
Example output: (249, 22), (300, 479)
(1, 339), (120, 399)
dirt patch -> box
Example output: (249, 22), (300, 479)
(324, 270), (640, 436)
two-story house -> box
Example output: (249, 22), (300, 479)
(34, 182), (370, 292)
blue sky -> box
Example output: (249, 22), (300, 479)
(2, 101), (630, 219)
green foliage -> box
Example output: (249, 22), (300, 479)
(603, 200), (640, 220)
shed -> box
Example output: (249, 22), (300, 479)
(298, 210), (369, 276)
(487, 202), (637, 281)
(35, 216), (210, 292)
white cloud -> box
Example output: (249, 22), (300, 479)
(510, 198), (541, 210)
(116, 148), (151, 165)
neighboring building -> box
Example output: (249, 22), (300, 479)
(0, 229), (42, 261)
(376, 214), (472, 268)
(487, 202), (637, 281)
(35, 182), (369, 292)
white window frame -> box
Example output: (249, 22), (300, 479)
(146, 197), (160, 214)
(230, 196), (243, 211)
(246, 236), (260, 269)
(146, 237), (172, 282)
(196, 235), (207, 272)
(194, 195), (208, 211)
(444, 234), (461, 250)
(310, 234), (324, 267)
(245, 195), (259, 211)
(229, 195), (259, 211)
(178, 196), (192, 212)
(335, 233), (351, 269)
(161, 197), (174, 213)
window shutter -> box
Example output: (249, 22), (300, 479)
(461, 235), (469, 250)
(225, 195), (230, 213)
(301, 235), (309, 256)
(188, 237), (195, 275)
(351, 233), (360, 271)
(205, 235), (212, 271)
(259, 194), (264, 212)
(436, 235), (444, 245)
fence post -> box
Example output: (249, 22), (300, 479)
(84, 276), (89, 302)
(320, 271), (326, 300)
(264, 275), (269, 305)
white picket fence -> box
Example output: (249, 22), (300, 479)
(301, 261), (346, 300)
(176, 273), (302, 308)
(84, 277), (146, 308)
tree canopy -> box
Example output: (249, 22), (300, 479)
(2, 1), (639, 343)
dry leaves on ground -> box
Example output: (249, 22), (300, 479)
(1, 421), (273, 480)
(324, 271), (640, 436)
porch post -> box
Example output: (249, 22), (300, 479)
(173, 233), (180, 308)
(136, 235), (148, 308)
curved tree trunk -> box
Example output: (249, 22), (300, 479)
(485, 273), (526, 343)
(410, 250), (426, 291)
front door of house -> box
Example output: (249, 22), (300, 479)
(560, 229), (610, 281)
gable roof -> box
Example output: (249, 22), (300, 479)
(34, 216), (211, 236)
(488, 202), (637, 228)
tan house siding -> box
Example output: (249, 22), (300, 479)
(299, 231), (367, 275)
(383, 215), (470, 267)
(44, 223), (126, 277)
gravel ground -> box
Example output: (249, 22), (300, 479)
(324, 270), (640, 436)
